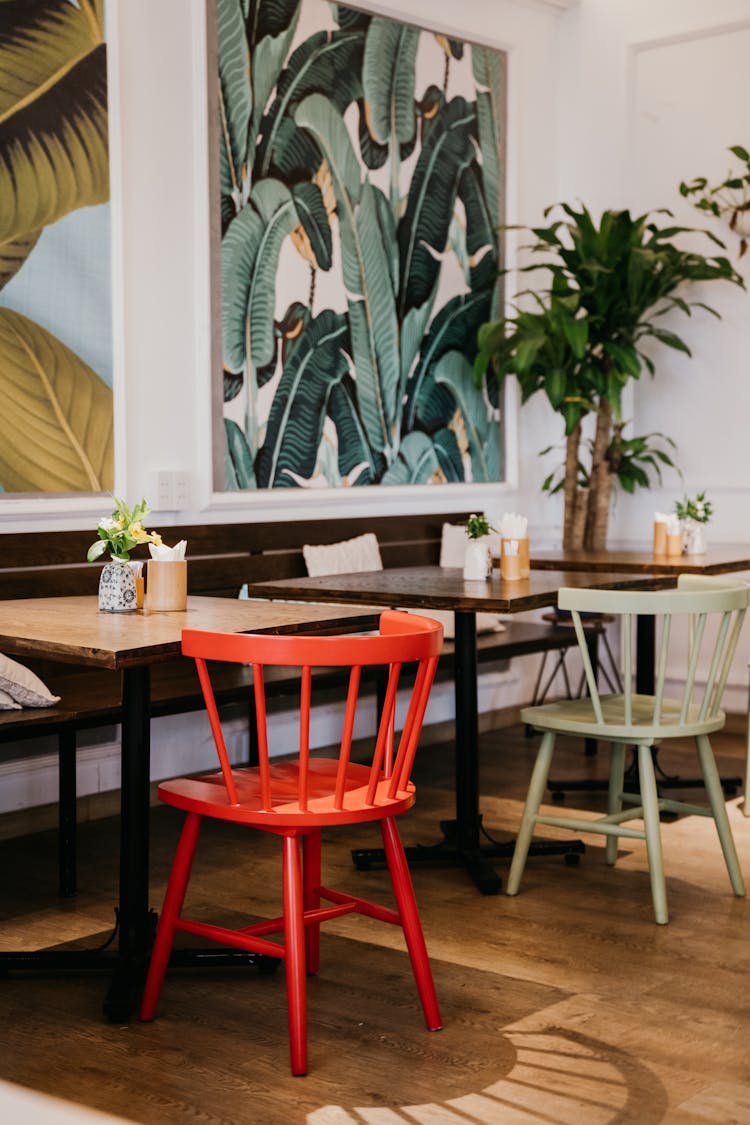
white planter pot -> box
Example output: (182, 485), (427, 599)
(463, 539), (492, 580)
(683, 520), (707, 555)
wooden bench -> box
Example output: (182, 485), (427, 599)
(0, 513), (575, 895)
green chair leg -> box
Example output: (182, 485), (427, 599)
(507, 731), (556, 896)
(695, 734), (746, 897)
(607, 742), (626, 867)
(637, 744), (668, 925)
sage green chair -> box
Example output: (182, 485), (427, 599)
(507, 575), (748, 923)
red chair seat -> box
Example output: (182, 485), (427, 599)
(158, 761), (416, 825)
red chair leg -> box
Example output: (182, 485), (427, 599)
(283, 834), (308, 1076)
(381, 817), (442, 1031)
(140, 812), (202, 1021)
(302, 828), (321, 975)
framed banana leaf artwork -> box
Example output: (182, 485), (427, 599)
(0, 0), (113, 495)
(217, 0), (506, 490)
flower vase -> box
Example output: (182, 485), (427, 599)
(463, 539), (492, 580)
(683, 519), (707, 555)
(98, 559), (138, 612)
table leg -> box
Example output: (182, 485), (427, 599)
(103, 665), (154, 1021)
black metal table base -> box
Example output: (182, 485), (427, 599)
(549, 747), (742, 801)
(352, 817), (586, 896)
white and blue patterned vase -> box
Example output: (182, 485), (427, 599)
(98, 559), (137, 613)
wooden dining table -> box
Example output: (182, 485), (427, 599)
(251, 566), (675, 895)
(530, 543), (750, 686)
(0, 595), (379, 1020)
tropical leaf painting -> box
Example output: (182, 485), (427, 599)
(0, 0), (113, 494)
(219, 0), (506, 490)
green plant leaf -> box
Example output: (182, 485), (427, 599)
(432, 427), (464, 482)
(256, 309), (350, 488)
(255, 29), (364, 180)
(471, 45), (505, 237)
(247, 0), (301, 161)
(224, 418), (256, 489)
(397, 97), (476, 321)
(361, 17), (418, 147)
(291, 182), (332, 270)
(0, 307), (113, 492)
(405, 289), (493, 432)
(433, 350), (496, 481)
(327, 374), (383, 485)
(457, 162), (500, 293)
(296, 94), (400, 454)
(381, 431), (439, 484)
(217, 0), (252, 203)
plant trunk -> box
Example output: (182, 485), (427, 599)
(584, 400), (614, 551)
(562, 422), (583, 549)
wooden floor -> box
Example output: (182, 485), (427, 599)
(0, 724), (749, 1124)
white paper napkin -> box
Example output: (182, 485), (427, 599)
(149, 540), (187, 560)
(499, 512), (528, 538)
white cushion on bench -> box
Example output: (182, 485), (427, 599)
(303, 532), (383, 577)
(0, 687), (22, 711)
(0, 654), (61, 708)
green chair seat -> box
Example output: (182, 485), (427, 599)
(520, 694), (726, 741)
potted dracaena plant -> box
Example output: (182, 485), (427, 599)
(474, 203), (743, 550)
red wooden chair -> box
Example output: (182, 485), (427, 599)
(140, 611), (443, 1075)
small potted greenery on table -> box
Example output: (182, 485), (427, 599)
(463, 514), (495, 580)
(675, 491), (712, 555)
(87, 497), (162, 611)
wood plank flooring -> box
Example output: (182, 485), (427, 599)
(0, 724), (748, 1124)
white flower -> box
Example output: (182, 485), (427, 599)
(98, 516), (119, 531)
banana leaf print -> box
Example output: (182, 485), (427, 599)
(217, 0), (252, 207)
(433, 350), (500, 482)
(255, 309), (350, 488)
(381, 431), (440, 485)
(0, 308), (113, 492)
(219, 0), (506, 492)
(255, 29), (365, 182)
(295, 93), (401, 457)
(0, 0), (112, 493)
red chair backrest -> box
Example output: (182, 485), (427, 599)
(181, 611), (443, 812)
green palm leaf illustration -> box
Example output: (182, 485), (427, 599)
(458, 162), (499, 291)
(404, 288), (492, 431)
(433, 350), (498, 482)
(295, 94), (400, 457)
(221, 178), (298, 372)
(472, 45), (505, 236)
(327, 374), (383, 485)
(255, 29), (364, 180)
(381, 431), (439, 485)
(256, 310), (350, 488)
(224, 418), (257, 489)
(291, 182), (332, 270)
(247, 0), (301, 160)
(0, 308), (113, 492)
(432, 427), (465, 482)
(332, 5), (371, 31)
(361, 17), (418, 147)
(217, 0), (252, 204)
(397, 96), (476, 323)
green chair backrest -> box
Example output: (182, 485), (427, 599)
(558, 576), (749, 729)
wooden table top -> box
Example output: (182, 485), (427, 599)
(530, 542), (750, 575)
(252, 566), (674, 615)
(0, 596), (381, 669)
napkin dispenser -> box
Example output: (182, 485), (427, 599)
(146, 541), (188, 611)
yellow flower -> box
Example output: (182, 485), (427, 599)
(128, 522), (149, 542)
